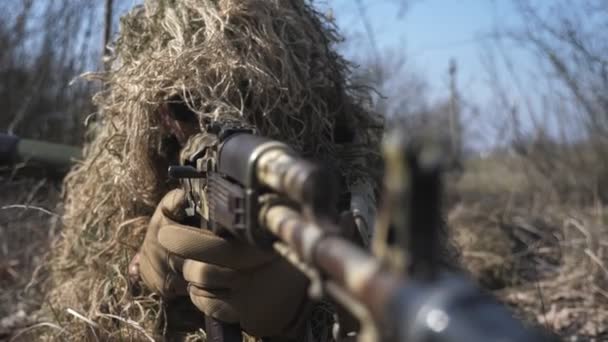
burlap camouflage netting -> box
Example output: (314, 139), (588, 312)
(34, 0), (382, 340)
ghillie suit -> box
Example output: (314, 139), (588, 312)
(35, 0), (382, 341)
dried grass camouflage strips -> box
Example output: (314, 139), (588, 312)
(32, 0), (381, 341)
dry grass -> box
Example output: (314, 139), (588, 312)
(450, 155), (608, 341)
(0, 169), (61, 339)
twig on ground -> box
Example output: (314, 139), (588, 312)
(1, 205), (57, 217)
(66, 308), (100, 342)
(9, 322), (65, 342)
(65, 309), (98, 328)
(96, 313), (155, 342)
(585, 249), (608, 278)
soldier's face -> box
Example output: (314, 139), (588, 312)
(158, 100), (199, 146)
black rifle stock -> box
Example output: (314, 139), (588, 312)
(170, 130), (556, 342)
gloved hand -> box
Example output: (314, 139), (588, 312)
(130, 189), (188, 298)
(156, 190), (311, 338)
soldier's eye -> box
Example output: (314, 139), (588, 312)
(167, 95), (198, 123)
(333, 119), (355, 143)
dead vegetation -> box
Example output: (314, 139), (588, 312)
(1, 0), (607, 341)
(450, 153), (608, 341)
(0, 169), (61, 339)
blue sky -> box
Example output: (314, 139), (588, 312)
(320, 0), (544, 148)
(323, 0), (527, 102)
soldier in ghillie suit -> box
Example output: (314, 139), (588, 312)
(41, 0), (382, 341)
(36, 0), (465, 340)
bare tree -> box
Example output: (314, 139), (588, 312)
(0, 0), (133, 145)
(482, 0), (608, 201)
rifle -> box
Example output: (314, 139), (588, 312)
(169, 124), (555, 342)
(0, 132), (80, 173)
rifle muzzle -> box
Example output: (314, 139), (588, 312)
(0, 133), (19, 163)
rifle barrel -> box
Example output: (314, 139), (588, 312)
(261, 203), (554, 342)
(0, 133), (81, 169)
(260, 204), (402, 327)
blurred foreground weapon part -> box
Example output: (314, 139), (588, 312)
(171, 126), (556, 341)
(263, 132), (554, 341)
(373, 133), (460, 273)
(373, 133), (445, 276)
(379, 131), (557, 342)
(0, 132), (81, 175)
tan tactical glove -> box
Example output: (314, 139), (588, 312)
(156, 190), (311, 338)
(133, 190), (188, 298)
